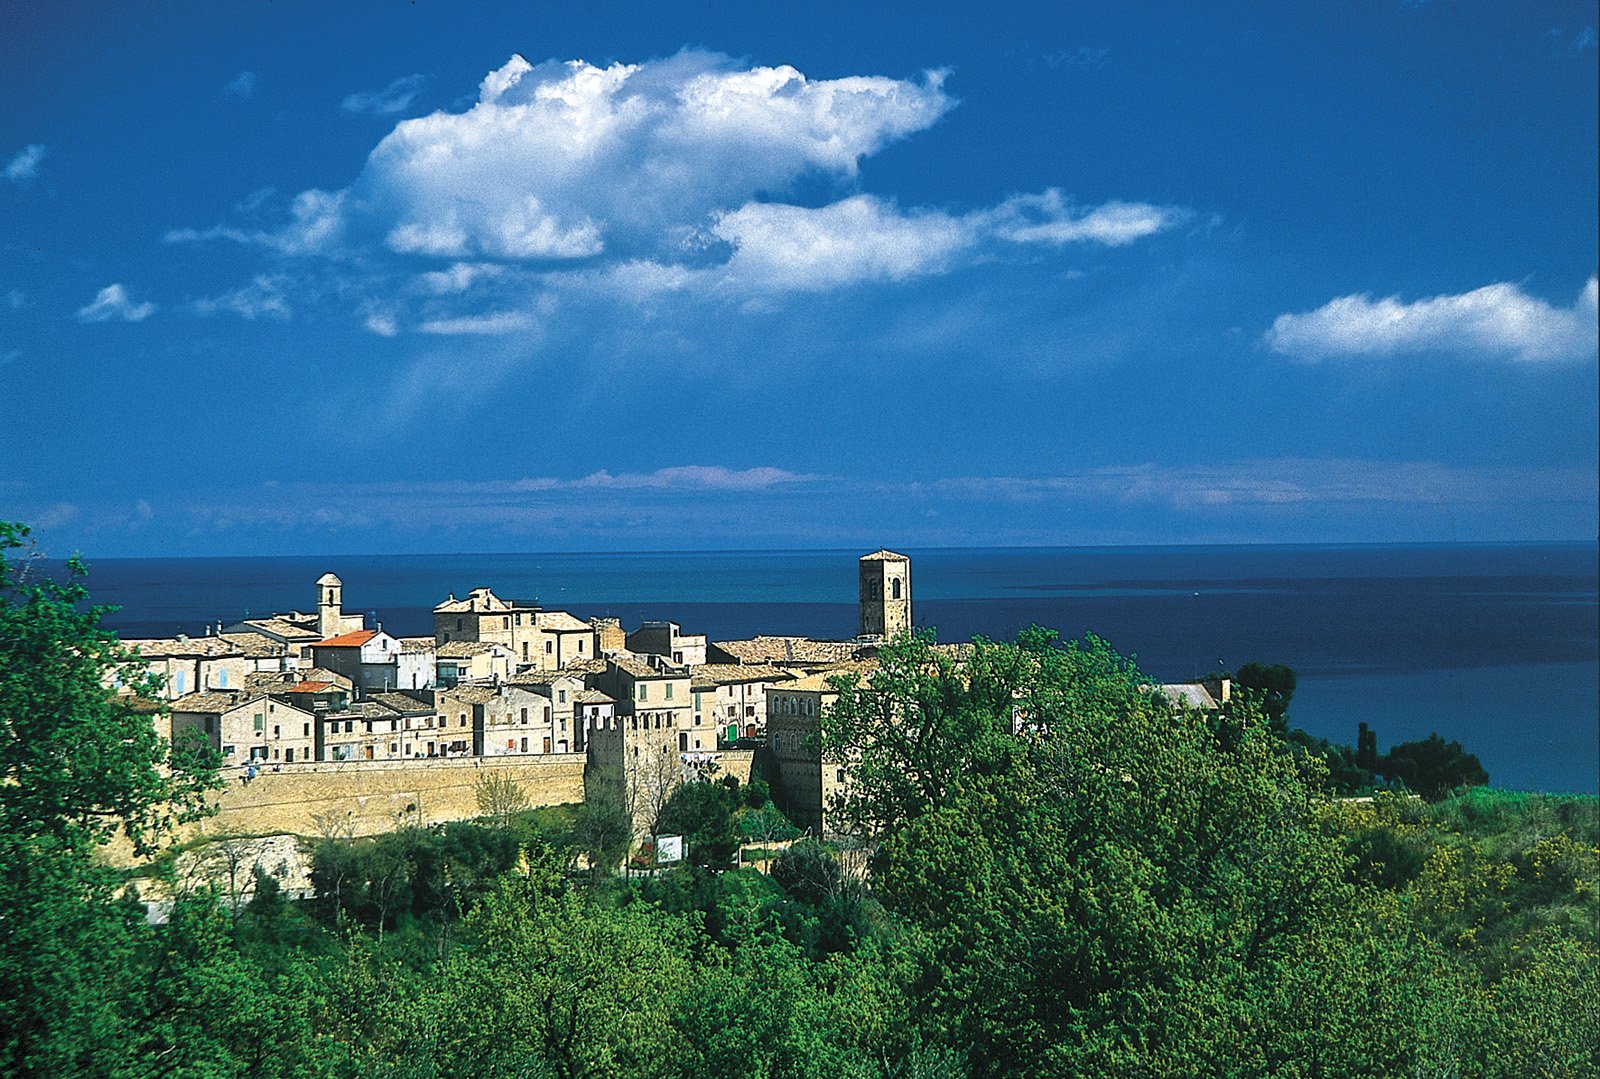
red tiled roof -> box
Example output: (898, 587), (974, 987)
(314, 629), (376, 648)
(288, 680), (336, 694)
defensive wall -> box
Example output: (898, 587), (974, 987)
(193, 755), (587, 841)
(106, 749), (759, 867)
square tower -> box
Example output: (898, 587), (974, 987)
(859, 550), (911, 638)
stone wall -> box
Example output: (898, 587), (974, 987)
(189, 755), (586, 842)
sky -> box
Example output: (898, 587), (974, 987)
(2, 1), (1596, 556)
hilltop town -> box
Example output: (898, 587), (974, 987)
(123, 550), (1224, 836)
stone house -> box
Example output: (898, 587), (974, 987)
(690, 663), (795, 750)
(435, 640), (515, 686)
(124, 634), (292, 700)
(627, 620), (708, 668)
(311, 628), (410, 692)
(170, 690), (316, 766)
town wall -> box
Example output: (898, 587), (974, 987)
(189, 755), (586, 842)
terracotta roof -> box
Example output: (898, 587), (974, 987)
(171, 689), (251, 713)
(286, 680), (337, 694)
(1157, 683), (1220, 711)
(557, 657), (608, 676)
(368, 689), (435, 712)
(437, 640), (503, 659)
(215, 633), (288, 658)
(440, 684), (502, 705)
(574, 688), (614, 704)
(245, 668), (352, 693)
(711, 636), (861, 666)
(536, 611), (591, 632)
(690, 663), (795, 690)
(126, 636), (245, 659)
(859, 549), (909, 561)
(315, 629), (377, 649)
(228, 617), (320, 640)
(608, 653), (686, 680)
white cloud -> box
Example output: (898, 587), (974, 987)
(341, 74), (426, 115)
(173, 52), (1185, 330)
(922, 458), (1598, 510)
(984, 190), (1186, 247)
(223, 71), (258, 98)
(4, 144), (46, 182)
(569, 465), (816, 491)
(76, 284), (156, 323)
(190, 275), (292, 319)
(1265, 275), (1599, 363)
(417, 311), (537, 335)
(712, 196), (972, 291)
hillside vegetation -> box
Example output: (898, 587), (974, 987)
(2, 524), (1595, 1077)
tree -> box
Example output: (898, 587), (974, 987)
(0, 521), (217, 857)
(1234, 661), (1297, 731)
(0, 522), (221, 1075)
(828, 630), (1439, 1075)
(1383, 733), (1489, 801)
(475, 768), (531, 827)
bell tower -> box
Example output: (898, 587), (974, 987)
(316, 572), (343, 638)
(858, 550), (911, 638)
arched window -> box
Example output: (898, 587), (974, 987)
(892, 578), (901, 600)
(869, 580), (880, 599)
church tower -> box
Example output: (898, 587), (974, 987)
(858, 550), (911, 638)
(316, 572), (343, 639)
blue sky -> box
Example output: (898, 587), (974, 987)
(2, 1), (1595, 556)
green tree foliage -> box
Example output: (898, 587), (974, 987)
(1383, 732), (1490, 801)
(655, 777), (741, 869)
(1234, 660), (1297, 731)
(0, 521), (217, 856)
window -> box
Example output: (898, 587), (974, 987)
(639, 683), (648, 701)
(218, 668), (229, 688)
(520, 707), (528, 722)
(456, 618), (463, 630)
(504, 616), (511, 629)
(545, 640), (553, 654)
(542, 736), (551, 753)
(665, 683), (674, 700)
(516, 613), (523, 626)
(521, 737), (529, 752)
(273, 725), (280, 737)
(837, 768), (847, 783)
(578, 639), (585, 652)
(870, 580), (880, 599)
(892, 578), (902, 600)
(254, 712), (264, 731)
(223, 745), (235, 756)
(175, 671), (186, 694)
(558, 689), (567, 704)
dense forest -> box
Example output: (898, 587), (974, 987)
(3, 521), (1597, 1077)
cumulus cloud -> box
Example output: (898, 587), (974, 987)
(4, 143), (46, 182)
(711, 196), (972, 291)
(173, 52), (1185, 329)
(341, 74), (426, 115)
(223, 71), (258, 98)
(76, 284), (156, 323)
(1265, 276), (1599, 363)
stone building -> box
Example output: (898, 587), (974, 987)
(311, 628), (409, 692)
(858, 550), (911, 638)
(124, 633), (293, 699)
(585, 654), (692, 833)
(766, 663), (874, 836)
(171, 690), (316, 766)
(435, 640), (515, 686)
(690, 663), (794, 749)
(627, 620), (708, 668)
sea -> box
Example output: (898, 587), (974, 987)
(61, 543), (1599, 795)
